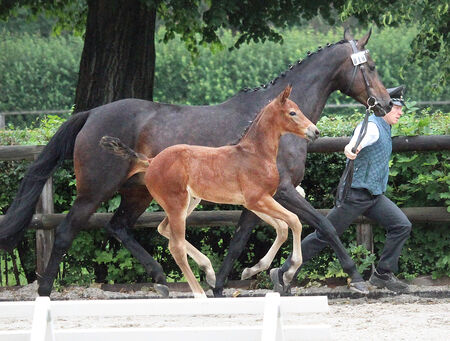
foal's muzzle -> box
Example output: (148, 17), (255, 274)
(306, 125), (320, 142)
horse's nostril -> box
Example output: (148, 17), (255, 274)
(315, 129), (320, 136)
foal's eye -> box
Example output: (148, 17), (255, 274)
(369, 64), (376, 71)
(289, 111), (297, 116)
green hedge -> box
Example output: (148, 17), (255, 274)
(1, 109), (448, 286)
(0, 25), (448, 126)
(0, 31), (81, 125)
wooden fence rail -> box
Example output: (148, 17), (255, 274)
(1, 135), (449, 161)
(0, 207), (447, 231)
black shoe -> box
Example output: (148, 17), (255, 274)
(369, 270), (410, 293)
(269, 268), (291, 295)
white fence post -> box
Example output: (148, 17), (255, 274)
(30, 297), (55, 341)
(262, 292), (285, 341)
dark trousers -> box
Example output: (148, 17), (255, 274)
(281, 188), (412, 276)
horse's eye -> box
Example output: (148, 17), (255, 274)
(369, 65), (376, 71)
(289, 111), (296, 116)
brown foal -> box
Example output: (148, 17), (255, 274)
(101, 86), (319, 298)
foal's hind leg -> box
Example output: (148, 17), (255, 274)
(162, 193), (206, 298)
(104, 182), (168, 296)
(241, 213), (288, 280)
(157, 197), (216, 288)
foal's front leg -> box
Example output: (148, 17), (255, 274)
(246, 195), (303, 286)
(241, 212), (288, 280)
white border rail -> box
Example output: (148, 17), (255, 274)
(0, 293), (330, 341)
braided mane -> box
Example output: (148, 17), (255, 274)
(240, 40), (347, 93)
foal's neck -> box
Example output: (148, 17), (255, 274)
(238, 106), (282, 161)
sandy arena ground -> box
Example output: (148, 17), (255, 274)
(1, 281), (449, 340)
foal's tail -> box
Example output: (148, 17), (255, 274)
(99, 136), (150, 171)
(0, 111), (90, 252)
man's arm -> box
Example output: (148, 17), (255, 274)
(344, 122), (379, 160)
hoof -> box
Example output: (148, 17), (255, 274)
(206, 272), (216, 288)
(241, 267), (253, 280)
(37, 284), (51, 297)
(154, 283), (169, 297)
(212, 287), (224, 297)
(282, 272), (293, 286)
(348, 280), (370, 295)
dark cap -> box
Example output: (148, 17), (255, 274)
(387, 85), (405, 106)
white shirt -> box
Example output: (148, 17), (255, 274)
(349, 122), (379, 150)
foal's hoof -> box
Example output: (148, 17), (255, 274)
(241, 267), (253, 280)
(154, 284), (169, 297)
(206, 272), (216, 288)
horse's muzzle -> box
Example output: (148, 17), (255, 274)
(373, 100), (393, 117)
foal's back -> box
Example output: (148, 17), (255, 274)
(144, 143), (254, 206)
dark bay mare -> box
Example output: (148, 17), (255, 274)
(0, 29), (392, 297)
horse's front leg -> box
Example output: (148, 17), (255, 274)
(241, 213), (288, 280)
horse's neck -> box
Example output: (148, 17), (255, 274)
(238, 107), (281, 161)
(228, 44), (347, 124)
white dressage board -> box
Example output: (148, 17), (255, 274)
(0, 293), (330, 341)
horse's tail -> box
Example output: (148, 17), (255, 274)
(0, 111), (90, 252)
(99, 136), (150, 170)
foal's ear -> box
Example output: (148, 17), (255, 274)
(277, 85), (292, 105)
(357, 28), (372, 49)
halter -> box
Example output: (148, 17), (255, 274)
(345, 40), (377, 108)
(335, 40), (378, 207)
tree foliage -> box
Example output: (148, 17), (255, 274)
(1, 1), (448, 92)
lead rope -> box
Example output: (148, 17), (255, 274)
(335, 99), (376, 207)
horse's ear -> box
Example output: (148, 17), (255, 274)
(344, 28), (353, 41)
(277, 85), (292, 105)
(357, 28), (372, 48)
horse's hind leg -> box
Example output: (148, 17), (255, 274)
(104, 183), (168, 296)
(157, 197), (216, 288)
(241, 213), (288, 280)
(38, 194), (103, 296)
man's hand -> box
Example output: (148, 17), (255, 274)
(344, 143), (360, 160)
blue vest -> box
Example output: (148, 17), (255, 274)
(351, 115), (392, 195)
